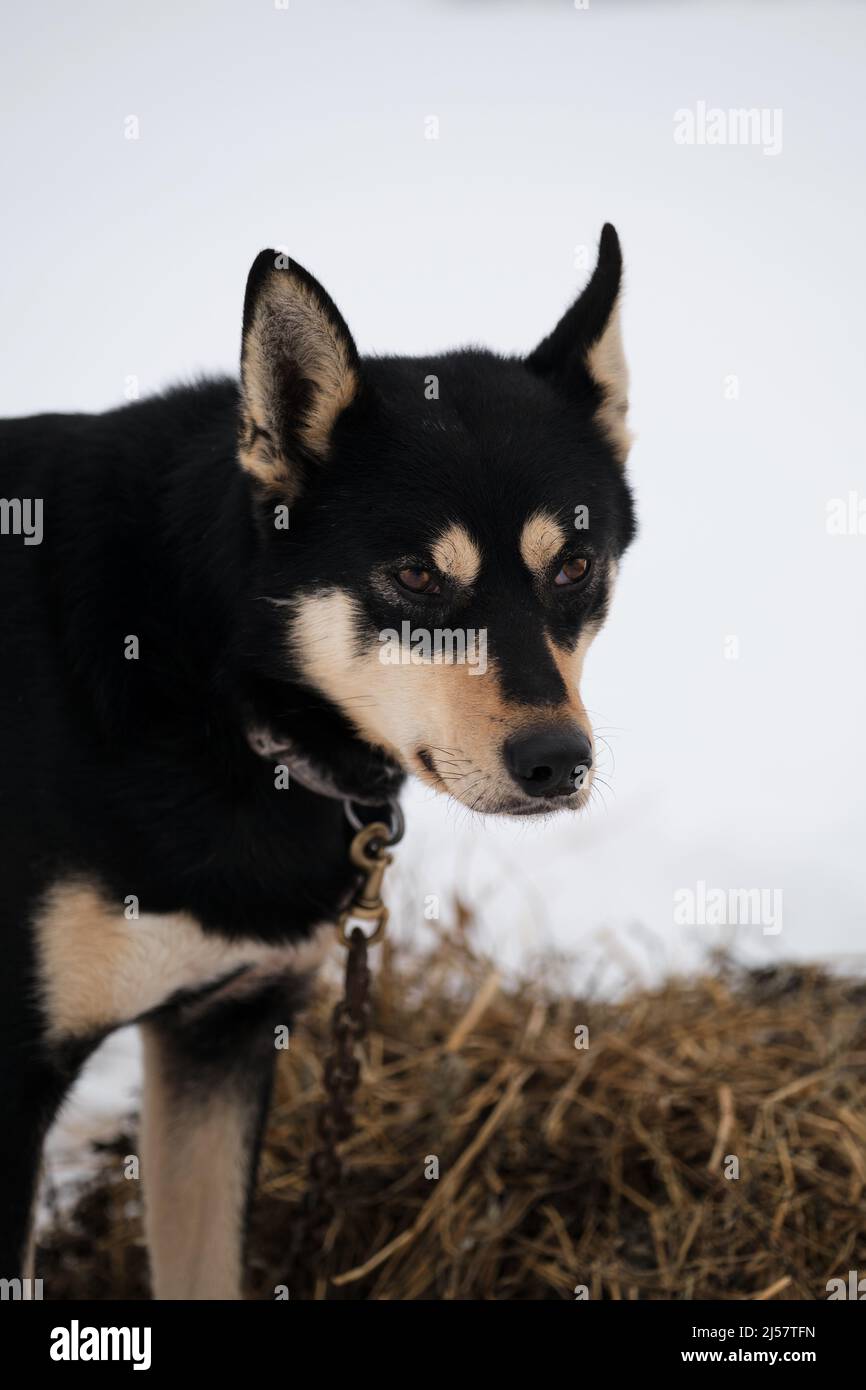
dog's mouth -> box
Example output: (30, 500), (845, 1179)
(414, 746), (593, 819)
(500, 795), (589, 817)
(475, 790), (591, 819)
(245, 724), (590, 819)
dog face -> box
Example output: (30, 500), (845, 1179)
(238, 228), (635, 816)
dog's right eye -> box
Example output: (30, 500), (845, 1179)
(554, 557), (590, 587)
(396, 566), (441, 596)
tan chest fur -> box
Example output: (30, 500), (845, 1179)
(34, 881), (329, 1043)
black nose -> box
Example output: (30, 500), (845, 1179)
(505, 728), (593, 798)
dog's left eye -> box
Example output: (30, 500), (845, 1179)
(396, 566), (441, 596)
(554, 558), (590, 587)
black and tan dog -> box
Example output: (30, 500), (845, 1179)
(0, 225), (635, 1298)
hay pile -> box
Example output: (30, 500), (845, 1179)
(39, 922), (866, 1300)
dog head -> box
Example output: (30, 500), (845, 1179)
(238, 227), (635, 816)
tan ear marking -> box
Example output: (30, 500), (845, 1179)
(238, 411), (295, 495)
(239, 264), (359, 492)
(586, 305), (633, 464)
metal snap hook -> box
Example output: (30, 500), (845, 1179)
(344, 797), (405, 846)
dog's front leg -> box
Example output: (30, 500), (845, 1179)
(140, 978), (297, 1300)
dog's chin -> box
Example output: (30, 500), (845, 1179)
(490, 792), (590, 819)
(444, 788), (591, 819)
(499, 798), (584, 818)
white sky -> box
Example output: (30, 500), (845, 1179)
(3, 0), (864, 1045)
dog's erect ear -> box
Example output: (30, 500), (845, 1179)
(238, 251), (361, 496)
(526, 224), (631, 463)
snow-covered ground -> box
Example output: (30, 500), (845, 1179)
(3, 0), (863, 1174)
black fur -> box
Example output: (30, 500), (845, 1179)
(0, 226), (635, 1287)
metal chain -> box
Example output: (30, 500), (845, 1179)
(291, 809), (401, 1294)
(299, 925), (371, 1263)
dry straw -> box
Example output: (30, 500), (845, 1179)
(39, 921), (866, 1300)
